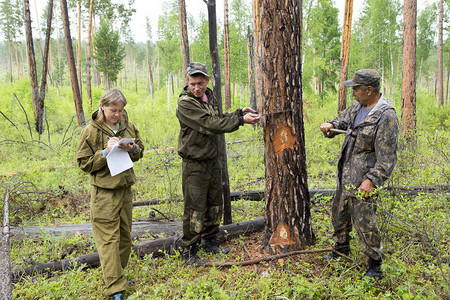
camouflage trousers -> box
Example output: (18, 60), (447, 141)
(180, 159), (223, 249)
(331, 190), (383, 260)
(90, 186), (133, 296)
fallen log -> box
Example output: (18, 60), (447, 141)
(132, 186), (450, 208)
(1, 188), (12, 298)
(11, 218), (265, 282)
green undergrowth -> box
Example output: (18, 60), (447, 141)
(1, 81), (449, 298)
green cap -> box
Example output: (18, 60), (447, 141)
(187, 62), (208, 76)
(344, 69), (380, 87)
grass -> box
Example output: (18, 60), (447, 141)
(1, 79), (449, 299)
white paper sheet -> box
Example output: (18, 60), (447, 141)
(106, 138), (135, 176)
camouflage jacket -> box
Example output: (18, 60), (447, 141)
(176, 86), (244, 161)
(327, 96), (399, 194)
(76, 110), (144, 189)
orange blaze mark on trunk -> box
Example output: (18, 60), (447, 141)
(269, 222), (296, 246)
(272, 123), (296, 155)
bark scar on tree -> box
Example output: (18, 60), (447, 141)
(269, 222), (296, 246)
(272, 123), (296, 155)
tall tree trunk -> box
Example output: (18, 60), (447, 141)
(61, 0), (85, 126)
(178, 0), (190, 85)
(134, 58), (138, 93)
(206, 0), (232, 225)
(0, 189), (12, 299)
(56, 19), (63, 87)
(401, 0), (417, 141)
(257, 0), (315, 253)
(252, 0), (263, 112)
(247, 26), (256, 110)
(14, 41), (20, 79)
(446, 69), (449, 104)
(37, 0), (54, 135)
(224, 0), (231, 111)
(87, 0), (94, 110)
(20, 42), (26, 79)
(437, 0), (444, 106)
(338, 0), (353, 112)
(150, 64), (155, 100)
(23, 0), (39, 135)
(47, 40), (54, 86)
(77, 0), (82, 99)
(146, 42), (150, 93)
(7, 40), (13, 82)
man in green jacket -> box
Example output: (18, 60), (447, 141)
(176, 62), (260, 265)
(320, 69), (399, 280)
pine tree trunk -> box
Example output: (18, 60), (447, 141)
(252, 0), (263, 112)
(338, 0), (353, 113)
(178, 0), (190, 85)
(77, 0), (83, 100)
(23, 0), (39, 134)
(206, 0), (233, 225)
(401, 0), (417, 141)
(150, 64), (155, 100)
(60, 0), (85, 126)
(37, 0), (54, 134)
(146, 42), (150, 93)
(256, 0), (315, 253)
(247, 26), (256, 110)
(437, 0), (444, 106)
(224, 0), (231, 111)
(14, 41), (20, 79)
(87, 0), (94, 110)
(7, 40), (13, 82)
(20, 42), (26, 79)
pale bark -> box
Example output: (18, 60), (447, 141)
(0, 189), (12, 299)
(437, 0), (444, 106)
(87, 0), (94, 109)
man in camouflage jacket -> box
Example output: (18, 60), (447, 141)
(176, 62), (260, 266)
(320, 69), (399, 280)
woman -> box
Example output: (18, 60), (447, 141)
(76, 89), (144, 299)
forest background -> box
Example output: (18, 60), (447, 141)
(0, 0), (449, 299)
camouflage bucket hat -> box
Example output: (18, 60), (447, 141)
(344, 69), (380, 87)
(187, 62), (209, 76)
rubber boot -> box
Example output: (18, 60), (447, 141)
(323, 242), (350, 260)
(202, 239), (230, 254)
(182, 244), (205, 267)
(363, 258), (382, 280)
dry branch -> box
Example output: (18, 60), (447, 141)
(11, 218), (265, 282)
(204, 247), (335, 268)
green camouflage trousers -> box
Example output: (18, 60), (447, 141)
(331, 191), (383, 260)
(180, 159), (223, 248)
(90, 186), (133, 296)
